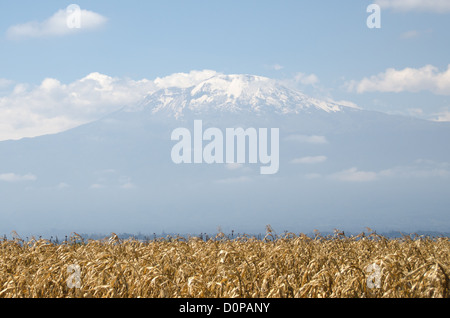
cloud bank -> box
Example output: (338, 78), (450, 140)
(6, 7), (107, 39)
(0, 73), (155, 141)
(324, 160), (450, 182)
(0, 173), (37, 182)
(348, 65), (450, 95)
(291, 156), (327, 164)
(376, 0), (450, 13)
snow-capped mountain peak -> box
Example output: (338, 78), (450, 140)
(126, 71), (354, 118)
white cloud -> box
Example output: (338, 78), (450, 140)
(399, 29), (432, 39)
(57, 182), (70, 189)
(0, 173), (37, 182)
(375, 0), (450, 13)
(285, 134), (328, 144)
(272, 64), (284, 71)
(379, 160), (450, 178)
(0, 79), (14, 89)
(330, 168), (378, 182)
(89, 172), (137, 189)
(291, 156), (327, 164)
(272, 64), (285, 71)
(120, 182), (136, 189)
(154, 70), (218, 89)
(329, 161), (450, 182)
(119, 176), (136, 189)
(6, 7), (107, 39)
(215, 176), (252, 184)
(432, 110), (450, 122)
(263, 64), (284, 71)
(348, 65), (450, 95)
(293, 72), (319, 86)
(0, 73), (155, 141)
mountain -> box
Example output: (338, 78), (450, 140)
(129, 73), (347, 118)
(0, 72), (449, 237)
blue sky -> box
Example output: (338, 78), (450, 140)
(0, 0), (450, 140)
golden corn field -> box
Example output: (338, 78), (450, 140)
(0, 229), (448, 298)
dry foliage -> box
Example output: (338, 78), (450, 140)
(0, 229), (448, 298)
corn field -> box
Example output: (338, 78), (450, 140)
(0, 229), (448, 298)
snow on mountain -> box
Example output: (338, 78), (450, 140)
(126, 71), (351, 118)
